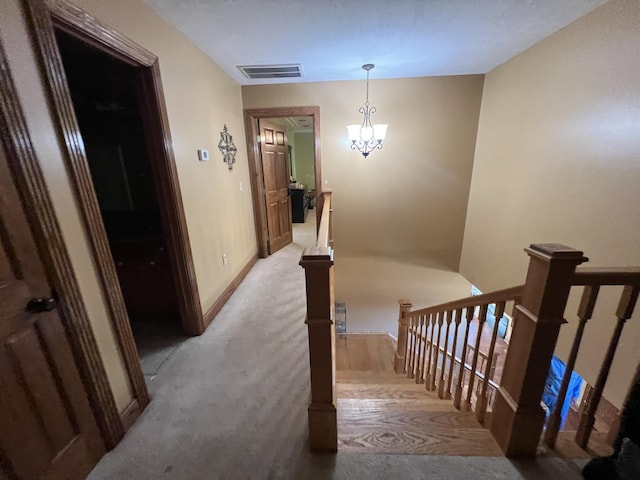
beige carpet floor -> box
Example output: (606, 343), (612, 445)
(88, 214), (587, 479)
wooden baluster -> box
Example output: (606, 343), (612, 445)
(404, 316), (412, 374)
(438, 311), (452, 398)
(413, 316), (421, 379)
(415, 315), (426, 384)
(407, 316), (417, 379)
(429, 313), (443, 391)
(445, 308), (463, 400)
(576, 285), (639, 448)
(466, 304), (488, 410)
(414, 317), (421, 379)
(425, 312), (437, 389)
(489, 352), (499, 380)
(454, 307), (474, 409)
(607, 359), (640, 448)
(427, 313), (437, 391)
(419, 314), (431, 385)
(544, 286), (599, 447)
(477, 302), (505, 424)
(406, 316), (414, 378)
(395, 299), (412, 374)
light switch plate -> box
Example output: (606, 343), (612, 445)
(197, 149), (209, 161)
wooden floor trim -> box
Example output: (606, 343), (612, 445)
(203, 255), (258, 327)
(119, 399), (141, 433)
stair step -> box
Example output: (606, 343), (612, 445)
(339, 424), (502, 456)
(337, 383), (439, 400)
(336, 370), (400, 378)
(335, 334), (397, 372)
(540, 431), (613, 459)
(338, 397), (456, 412)
(339, 406), (479, 429)
(336, 374), (415, 384)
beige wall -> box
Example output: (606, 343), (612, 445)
(243, 76), (484, 269)
(0, 0), (256, 411)
(460, 0), (640, 407)
(292, 131), (315, 188)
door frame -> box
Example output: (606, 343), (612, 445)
(0, 35), (118, 449)
(243, 106), (322, 257)
(22, 0), (205, 436)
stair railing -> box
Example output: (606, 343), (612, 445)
(543, 267), (640, 450)
(396, 285), (523, 425)
(396, 243), (597, 456)
(299, 190), (336, 452)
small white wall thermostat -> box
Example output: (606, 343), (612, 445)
(197, 149), (209, 161)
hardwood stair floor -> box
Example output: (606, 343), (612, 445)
(336, 333), (613, 461)
(336, 334), (503, 456)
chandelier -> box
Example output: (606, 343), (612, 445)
(347, 64), (388, 158)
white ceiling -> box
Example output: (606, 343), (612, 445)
(144, 0), (608, 85)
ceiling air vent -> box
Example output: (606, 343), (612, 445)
(237, 64), (303, 80)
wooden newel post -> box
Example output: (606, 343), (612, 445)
(300, 246), (337, 452)
(395, 299), (413, 373)
(490, 243), (586, 457)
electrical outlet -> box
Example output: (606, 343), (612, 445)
(239, 181), (243, 191)
(222, 253), (228, 265)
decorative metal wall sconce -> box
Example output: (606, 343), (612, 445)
(218, 124), (238, 170)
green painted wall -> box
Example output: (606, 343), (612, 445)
(293, 131), (314, 188)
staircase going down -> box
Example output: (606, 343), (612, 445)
(336, 333), (503, 455)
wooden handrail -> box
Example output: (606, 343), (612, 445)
(408, 285), (523, 318)
(316, 190), (332, 248)
(573, 267), (640, 286)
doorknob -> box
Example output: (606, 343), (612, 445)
(26, 297), (57, 314)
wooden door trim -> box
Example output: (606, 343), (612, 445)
(21, 0), (203, 438)
(0, 37), (116, 450)
(243, 106), (322, 257)
(36, 2), (205, 335)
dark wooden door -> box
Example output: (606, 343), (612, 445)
(259, 120), (292, 254)
(0, 142), (104, 478)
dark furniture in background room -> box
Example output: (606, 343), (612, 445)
(290, 187), (310, 223)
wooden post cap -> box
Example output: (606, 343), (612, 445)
(526, 243), (588, 263)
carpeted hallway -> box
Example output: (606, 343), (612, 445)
(88, 219), (587, 479)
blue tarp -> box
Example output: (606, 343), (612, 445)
(542, 356), (583, 428)
(471, 286), (509, 339)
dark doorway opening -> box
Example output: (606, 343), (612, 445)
(55, 30), (186, 382)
